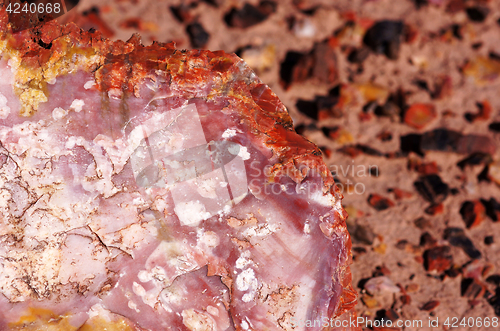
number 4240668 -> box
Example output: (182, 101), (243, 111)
(444, 317), (498, 328)
(6, 2), (61, 14)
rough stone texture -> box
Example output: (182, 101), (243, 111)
(0, 7), (357, 331)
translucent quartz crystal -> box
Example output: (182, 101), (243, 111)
(0, 9), (357, 331)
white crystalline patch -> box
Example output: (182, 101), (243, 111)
(0, 93), (10, 119)
(238, 146), (251, 160)
(133, 281), (147, 297)
(119, 223), (152, 253)
(303, 222), (311, 234)
(150, 266), (168, 282)
(7, 58), (19, 73)
(94, 134), (131, 175)
(128, 109), (190, 156)
(70, 99), (85, 112)
(132, 281), (161, 308)
(47, 77), (57, 85)
(128, 300), (140, 313)
(235, 251), (252, 269)
(182, 309), (215, 331)
(108, 88), (123, 99)
(161, 286), (184, 307)
(138, 270), (150, 283)
(87, 304), (108, 319)
(147, 241), (200, 283)
(236, 268), (255, 291)
(199, 231), (219, 248)
(153, 197), (168, 212)
(196, 177), (218, 199)
(132, 197), (145, 205)
(66, 136), (119, 198)
(222, 204), (231, 214)
(236, 268), (258, 303)
(227, 143), (250, 161)
(243, 223), (279, 237)
(134, 266), (170, 309)
(65, 135), (80, 149)
(84, 80), (96, 89)
(52, 107), (67, 120)
(132, 266), (172, 311)
(310, 190), (336, 207)
(242, 293), (254, 302)
(221, 128), (236, 138)
(174, 200), (211, 227)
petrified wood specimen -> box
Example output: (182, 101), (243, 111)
(0, 8), (357, 331)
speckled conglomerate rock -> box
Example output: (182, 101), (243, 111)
(0, 8), (357, 331)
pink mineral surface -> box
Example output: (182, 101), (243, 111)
(0, 6), (357, 331)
